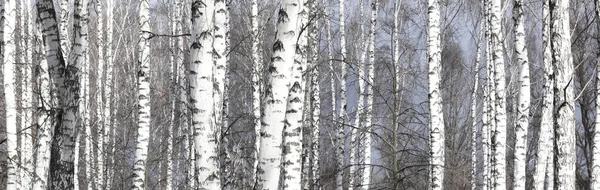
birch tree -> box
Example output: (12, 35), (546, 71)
(513, 0), (530, 188)
(255, 0), (299, 189)
(532, 1), (554, 187)
(282, 1), (308, 188)
(76, 0), (91, 188)
(361, 0), (379, 188)
(33, 14), (54, 190)
(166, 0), (181, 189)
(190, 0), (220, 188)
(550, 0), (576, 188)
(427, 0), (445, 189)
(133, 0), (152, 188)
(19, 0), (34, 187)
(489, 0), (508, 188)
(350, 1), (367, 188)
(3, 0), (20, 188)
(250, 0), (262, 187)
(471, 29), (482, 190)
(591, 0), (600, 189)
(59, 0), (69, 58)
(337, 0), (348, 188)
(37, 0), (81, 187)
(104, 0), (115, 187)
(95, 1), (107, 188)
(213, 0), (228, 135)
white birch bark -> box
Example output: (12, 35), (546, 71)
(282, 2), (308, 188)
(337, 0), (347, 189)
(213, 0), (228, 135)
(483, 2), (495, 188)
(133, 0), (152, 188)
(513, 0), (530, 188)
(20, 0), (34, 188)
(33, 15), (54, 190)
(361, 1), (378, 189)
(427, 0), (444, 189)
(250, 0), (262, 187)
(166, 1), (180, 189)
(95, 1), (107, 188)
(489, 0), (508, 188)
(72, 0), (90, 188)
(3, 0), (19, 188)
(190, 0), (220, 188)
(591, 1), (600, 189)
(59, 0), (69, 59)
(350, 1), (367, 189)
(550, 0), (576, 188)
(37, 0), (80, 187)
(533, 1), (553, 187)
(471, 29), (482, 190)
(104, 0), (115, 187)
(256, 0), (299, 189)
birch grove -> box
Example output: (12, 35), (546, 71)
(3, 0), (600, 189)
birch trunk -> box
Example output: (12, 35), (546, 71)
(471, 29), (482, 190)
(513, 0), (530, 188)
(3, 0), (20, 188)
(37, 0), (80, 187)
(250, 0), (262, 187)
(213, 1), (230, 186)
(95, 1), (107, 188)
(166, 0), (180, 189)
(59, 0), (69, 58)
(361, 0), (378, 188)
(533, 1), (553, 187)
(133, 0), (152, 188)
(104, 0), (115, 188)
(427, 0), (444, 189)
(33, 15), (55, 190)
(190, 0), (220, 188)
(20, 0), (34, 187)
(73, 0), (91, 189)
(337, 0), (347, 189)
(214, 0), (228, 136)
(282, 1), (308, 188)
(392, 1), (404, 189)
(591, 0), (600, 189)
(256, 0), (299, 188)
(350, 1), (367, 188)
(550, 0), (576, 188)
(483, 2), (495, 188)
(490, 0), (508, 188)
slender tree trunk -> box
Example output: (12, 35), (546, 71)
(427, 0), (444, 189)
(550, 0), (576, 188)
(59, 0), (69, 59)
(591, 1), (600, 189)
(489, 0), (508, 188)
(250, 0), (262, 187)
(33, 15), (55, 190)
(483, 2), (495, 188)
(471, 28), (482, 190)
(190, 0), (220, 188)
(19, 0), (34, 188)
(78, 1), (92, 189)
(104, 0), (115, 188)
(282, 1), (308, 188)
(166, 1), (180, 189)
(350, 1), (367, 189)
(95, 1), (106, 188)
(256, 0), (299, 189)
(213, 1), (230, 187)
(337, 0), (347, 189)
(133, 0), (152, 188)
(4, 0), (20, 188)
(392, 1), (404, 188)
(533, 1), (553, 188)
(361, 0), (378, 188)
(513, 0), (530, 189)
